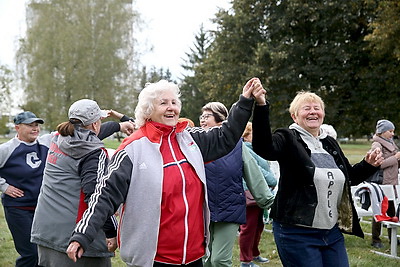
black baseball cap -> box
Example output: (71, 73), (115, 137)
(14, 111), (44, 125)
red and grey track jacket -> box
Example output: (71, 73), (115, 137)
(70, 95), (255, 267)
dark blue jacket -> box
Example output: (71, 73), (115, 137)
(205, 140), (246, 224)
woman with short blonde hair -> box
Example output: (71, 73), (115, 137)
(252, 89), (383, 267)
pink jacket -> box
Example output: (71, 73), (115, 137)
(371, 135), (399, 185)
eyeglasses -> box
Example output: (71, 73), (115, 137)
(199, 114), (214, 121)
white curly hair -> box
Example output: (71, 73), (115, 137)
(134, 80), (182, 128)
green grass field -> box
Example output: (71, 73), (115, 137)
(1, 139), (399, 266)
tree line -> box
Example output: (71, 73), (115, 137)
(0, 0), (399, 138)
(180, 0), (400, 138)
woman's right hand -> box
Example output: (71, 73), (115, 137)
(66, 241), (85, 262)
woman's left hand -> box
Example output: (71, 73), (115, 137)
(365, 147), (384, 167)
(252, 79), (267, 106)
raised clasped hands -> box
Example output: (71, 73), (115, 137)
(242, 77), (267, 105)
(365, 147), (384, 167)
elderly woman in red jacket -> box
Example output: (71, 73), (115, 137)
(66, 78), (266, 267)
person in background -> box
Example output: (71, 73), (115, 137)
(320, 124), (337, 140)
(200, 101), (274, 267)
(66, 78), (267, 267)
(370, 119), (400, 249)
(239, 122), (277, 267)
(31, 99), (134, 266)
(0, 107), (134, 267)
(0, 111), (50, 267)
(251, 89), (383, 267)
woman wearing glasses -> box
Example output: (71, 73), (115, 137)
(200, 102), (274, 267)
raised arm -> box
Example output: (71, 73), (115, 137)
(189, 78), (261, 162)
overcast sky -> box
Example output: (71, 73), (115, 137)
(0, 0), (231, 79)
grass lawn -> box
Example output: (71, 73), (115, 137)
(1, 210), (399, 266)
(340, 142), (371, 165)
(1, 139), (399, 266)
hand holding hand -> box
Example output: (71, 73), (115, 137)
(242, 77), (267, 105)
(66, 241), (84, 262)
(242, 78), (258, 98)
(5, 185), (24, 198)
(365, 147), (384, 167)
(251, 78), (267, 105)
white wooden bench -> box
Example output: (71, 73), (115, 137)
(375, 221), (400, 259)
(371, 185), (400, 259)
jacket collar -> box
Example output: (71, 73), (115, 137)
(140, 121), (187, 144)
(372, 134), (398, 152)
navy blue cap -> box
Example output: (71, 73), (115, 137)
(14, 111), (44, 125)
